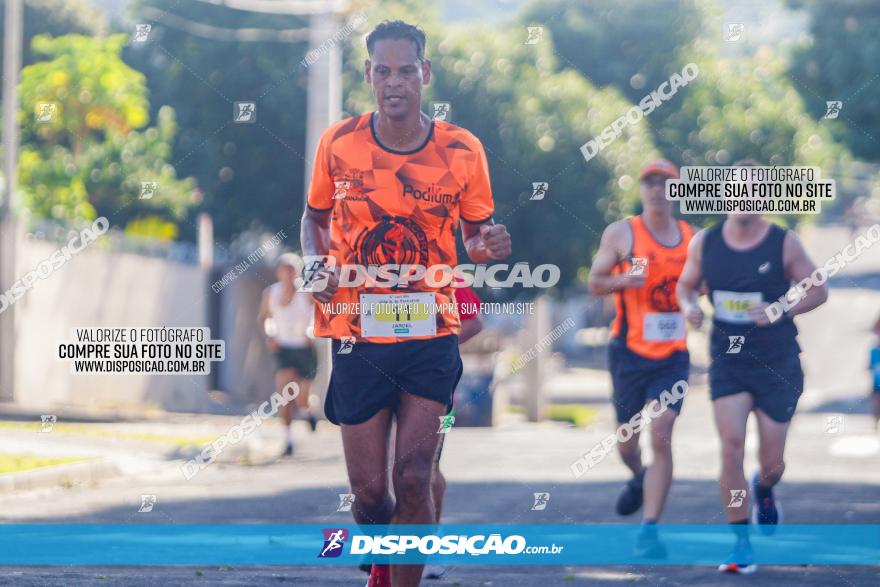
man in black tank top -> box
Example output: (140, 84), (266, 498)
(676, 161), (828, 574)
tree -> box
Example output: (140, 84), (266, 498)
(125, 0), (315, 243)
(18, 34), (194, 226)
(788, 0), (880, 162)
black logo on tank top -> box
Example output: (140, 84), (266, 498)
(649, 276), (679, 312)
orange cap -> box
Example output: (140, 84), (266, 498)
(639, 159), (679, 181)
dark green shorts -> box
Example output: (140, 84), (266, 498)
(275, 346), (317, 379)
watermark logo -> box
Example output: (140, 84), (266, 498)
(299, 258), (560, 291)
(40, 415), (57, 433)
(332, 180), (350, 200)
(823, 101), (843, 119)
(728, 489), (746, 508)
(530, 182), (548, 201)
(431, 102), (451, 122)
(725, 23), (744, 41)
(766, 224), (880, 322)
(211, 229), (287, 294)
(350, 533), (547, 556)
(36, 103), (57, 123)
(531, 492), (550, 511)
(629, 257), (648, 276)
(668, 166), (835, 215)
(139, 495), (157, 513)
(140, 181), (158, 200)
(319, 529), (348, 558)
(234, 101), (256, 123)
(301, 12), (368, 68)
(824, 414), (844, 435)
(337, 493), (355, 512)
(438, 414), (455, 434)
(571, 381), (688, 478)
(338, 337), (355, 355)
(581, 63), (699, 163)
(525, 26), (543, 44)
(132, 24), (151, 43)
(180, 383), (300, 479)
(512, 318), (576, 373)
(727, 336), (745, 354)
(1, 218), (109, 315)
(297, 256), (333, 292)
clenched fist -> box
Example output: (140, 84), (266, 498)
(480, 224), (512, 260)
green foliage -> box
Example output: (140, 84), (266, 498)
(519, 0), (704, 105)
(788, 0), (880, 162)
(125, 215), (180, 241)
(126, 0), (314, 242)
(17, 34), (194, 226)
(19, 34), (149, 154)
(0, 0), (107, 73)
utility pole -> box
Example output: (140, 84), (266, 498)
(303, 9), (342, 414)
(0, 0), (23, 403)
(303, 10), (342, 201)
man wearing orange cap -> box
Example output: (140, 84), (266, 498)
(588, 159), (693, 557)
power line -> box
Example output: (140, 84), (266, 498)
(140, 6), (310, 43)
(188, 0), (347, 15)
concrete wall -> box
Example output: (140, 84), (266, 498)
(12, 232), (210, 413)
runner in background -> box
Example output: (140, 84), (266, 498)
(870, 314), (880, 429)
(258, 253), (318, 456)
(588, 159), (693, 558)
(677, 160), (829, 573)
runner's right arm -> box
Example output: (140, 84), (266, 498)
(676, 228), (706, 328)
(301, 130), (340, 304)
(587, 221), (644, 295)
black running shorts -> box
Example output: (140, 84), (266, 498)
(608, 337), (690, 424)
(275, 346), (318, 379)
(324, 335), (463, 426)
(710, 353), (804, 423)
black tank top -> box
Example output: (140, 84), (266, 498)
(702, 222), (800, 358)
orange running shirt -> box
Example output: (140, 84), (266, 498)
(609, 215), (693, 360)
(307, 112), (494, 343)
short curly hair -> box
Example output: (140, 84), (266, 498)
(366, 20), (426, 61)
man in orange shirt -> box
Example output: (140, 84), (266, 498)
(588, 160), (692, 558)
(300, 20), (510, 587)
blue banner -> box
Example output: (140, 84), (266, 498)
(0, 525), (877, 565)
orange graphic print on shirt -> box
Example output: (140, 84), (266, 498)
(610, 215), (694, 360)
(307, 112), (494, 343)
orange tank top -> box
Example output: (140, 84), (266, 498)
(610, 215), (693, 360)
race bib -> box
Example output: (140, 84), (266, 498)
(360, 293), (437, 338)
(643, 312), (685, 341)
(712, 290), (762, 324)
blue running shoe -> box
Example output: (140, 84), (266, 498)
(751, 472), (782, 535)
(718, 540), (757, 574)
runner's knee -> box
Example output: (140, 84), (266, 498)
(393, 459), (433, 501)
(720, 433), (745, 463)
(650, 428), (673, 455)
(351, 482), (388, 511)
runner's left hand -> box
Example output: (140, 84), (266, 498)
(480, 224), (512, 260)
(747, 302), (773, 327)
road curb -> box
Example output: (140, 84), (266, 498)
(0, 459), (120, 493)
